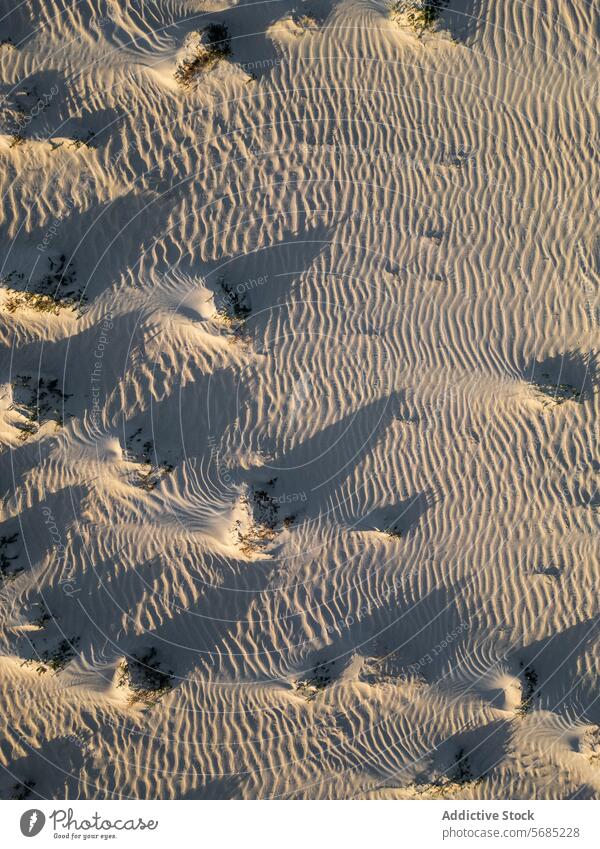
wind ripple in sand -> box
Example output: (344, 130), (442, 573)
(0, 0), (598, 800)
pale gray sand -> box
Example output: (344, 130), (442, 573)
(0, 0), (598, 799)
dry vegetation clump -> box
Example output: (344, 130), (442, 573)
(22, 637), (80, 675)
(117, 648), (173, 707)
(381, 523), (402, 539)
(579, 728), (600, 765)
(445, 148), (476, 168)
(214, 277), (253, 344)
(8, 132), (25, 148)
(295, 660), (337, 701)
(10, 374), (71, 440)
(449, 748), (474, 784)
(390, 1), (448, 35)
(404, 749), (485, 797)
(2, 84), (56, 145)
(124, 429), (174, 491)
(531, 379), (582, 408)
(10, 780), (35, 800)
(174, 23), (232, 88)
(69, 130), (95, 150)
(214, 277), (251, 328)
(30, 605), (53, 628)
(5, 290), (71, 315)
(282, 514), (298, 529)
(534, 563), (562, 580)
(2, 256), (85, 315)
(40, 638), (79, 673)
(233, 480), (301, 552)
(290, 14), (320, 35)
(131, 463), (174, 492)
(517, 663), (539, 716)
(0, 532), (22, 580)
(233, 481), (280, 554)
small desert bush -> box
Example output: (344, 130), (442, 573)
(175, 23), (232, 88)
(130, 461), (173, 491)
(11, 780), (35, 800)
(531, 379), (582, 408)
(1, 256), (85, 315)
(4, 290), (74, 315)
(517, 664), (538, 716)
(233, 482), (280, 554)
(10, 374), (71, 440)
(22, 637), (80, 675)
(215, 278), (251, 325)
(449, 748), (474, 784)
(42, 638), (79, 673)
(0, 532), (21, 580)
(390, 1), (448, 35)
(117, 648), (173, 706)
(295, 660), (337, 701)
(124, 430), (173, 491)
(69, 130), (95, 150)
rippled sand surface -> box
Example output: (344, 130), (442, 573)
(0, 0), (598, 799)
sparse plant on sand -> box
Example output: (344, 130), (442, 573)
(214, 277), (251, 330)
(11, 780), (35, 800)
(174, 23), (232, 88)
(0, 532), (22, 580)
(2, 256), (85, 315)
(133, 462), (174, 491)
(8, 132), (25, 148)
(407, 749), (485, 797)
(30, 605), (53, 628)
(5, 290), (72, 315)
(380, 523), (402, 539)
(291, 14), (320, 34)
(69, 130), (95, 150)
(534, 564), (562, 580)
(390, 1), (448, 36)
(449, 748), (473, 784)
(124, 430), (174, 491)
(117, 648), (173, 706)
(295, 660), (337, 701)
(42, 638), (79, 673)
(531, 378), (582, 408)
(23, 637), (80, 675)
(10, 374), (71, 440)
(233, 481), (280, 554)
(517, 663), (539, 716)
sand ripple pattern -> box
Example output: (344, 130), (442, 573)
(0, 0), (598, 799)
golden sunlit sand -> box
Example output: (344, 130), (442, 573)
(0, 0), (598, 800)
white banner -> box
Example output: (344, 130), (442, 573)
(1, 800), (597, 848)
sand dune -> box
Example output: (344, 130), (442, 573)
(0, 0), (598, 799)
